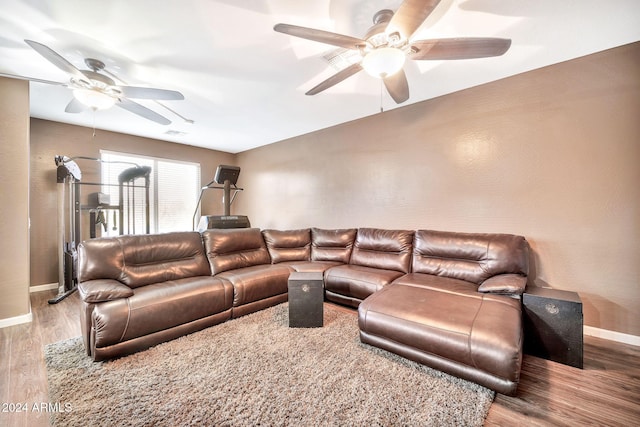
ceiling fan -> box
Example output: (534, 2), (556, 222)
(4, 39), (184, 125)
(274, 0), (511, 104)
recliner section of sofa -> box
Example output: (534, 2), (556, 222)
(202, 228), (291, 318)
(77, 226), (529, 395)
(77, 231), (233, 361)
(262, 227), (357, 273)
(324, 228), (414, 307)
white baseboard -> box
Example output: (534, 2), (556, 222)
(0, 311), (33, 329)
(30, 283), (59, 293)
(584, 325), (640, 347)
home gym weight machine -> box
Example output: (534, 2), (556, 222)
(51, 155), (151, 304)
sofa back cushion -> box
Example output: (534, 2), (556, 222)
(311, 228), (357, 263)
(77, 232), (211, 288)
(262, 229), (311, 264)
(349, 228), (414, 273)
(202, 228), (271, 274)
(412, 229), (529, 285)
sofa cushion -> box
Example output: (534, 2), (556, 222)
(412, 229), (529, 285)
(215, 264), (291, 308)
(202, 228), (271, 275)
(325, 264), (405, 303)
(262, 228), (311, 264)
(349, 228), (414, 273)
(78, 232), (212, 289)
(92, 276), (233, 349)
(311, 228), (357, 263)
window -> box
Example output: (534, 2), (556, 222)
(100, 151), (200, 235)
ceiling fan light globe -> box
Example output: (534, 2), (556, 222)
(362, 47), (405, 78)
(73, 88), (116, 110)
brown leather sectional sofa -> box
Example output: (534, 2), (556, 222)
(77, 226), (529, 395)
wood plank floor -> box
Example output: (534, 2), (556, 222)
(1, 290), (81, 427)
(1, 290), (639, 426)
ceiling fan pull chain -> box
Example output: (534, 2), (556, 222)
(92, 110), (96, 138)
(380, 80), (384, 113)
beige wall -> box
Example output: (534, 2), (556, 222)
(236, 43), (640, 337)
(0, 77), (31, 321)
(29, 119), (235, 286)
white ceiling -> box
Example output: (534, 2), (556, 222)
(1, 0), (639, 154)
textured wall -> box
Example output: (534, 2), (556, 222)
(236, 43), (640, 336)
(0, 77), (31, 321)
(29, 119), (236, 286)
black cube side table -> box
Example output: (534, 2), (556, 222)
(288, 271), (324, 328)
(523, 286), (583, 368)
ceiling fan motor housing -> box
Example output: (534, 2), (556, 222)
(71, 64), (122, 99)
(71, 65), (121, 109)
(84, 58), (106, 72)
(363, 10), (409, 60)
(78, 70), (115, 88)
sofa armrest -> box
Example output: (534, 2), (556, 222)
(78, 279), (133, 303)
(478, 274), (527, 295)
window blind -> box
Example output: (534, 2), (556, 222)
(100, 151), (200, 235)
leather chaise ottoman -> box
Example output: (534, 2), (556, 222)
(358, 282), (523, 396)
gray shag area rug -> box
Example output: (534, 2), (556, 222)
(45, 303), (494, 426)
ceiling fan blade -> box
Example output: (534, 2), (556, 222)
(24, 40), (88, 82)
(64, 97), (85, 113)
(274, 23), (366, 50)
(386, 0), (441, 40)
(0, 72), (67, 86)
(410, 38), (512, 60)
(119, 86), (184, 100)
(306, 63), (363, 96)
(383, 69), (410, 104)
(116, 99), (171, 125)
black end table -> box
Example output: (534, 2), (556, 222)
(288, 271), (324, 328)
(523, 286), (583, 368)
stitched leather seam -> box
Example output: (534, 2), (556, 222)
(126, 256), (198, 267)
(361, 307), (368, 329)
(355, 247), (406, 255)
(417, 254), (486, 263)
(117, 238), (126, 279)
(326, 274), (395, 287)
(467, 297), (484, 370)
(127, 285), (222, 310)
(480, 241), (491, 275)
(212, 247), (265, 257)
(119, 298), (132, 343)
(370, 310), (469, 337)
